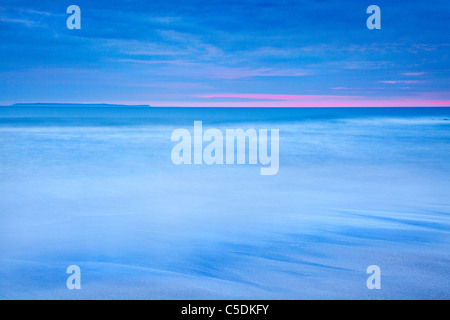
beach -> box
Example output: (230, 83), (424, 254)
(0, 106), (449, 299)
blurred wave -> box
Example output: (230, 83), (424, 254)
(0, 107), (449, 299)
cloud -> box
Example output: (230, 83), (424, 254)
(326, 61), (393, 70)
(112, 59), (311, 79)
(17, 8), (51, 16)
(197, 93), (351, 100)
(147, 16), (181, 24)
(0, 6), (52, 28)
(188, 66), (311, 79)
(0, 16), (37, 27)
(149, 99), (450, 108)
(402, 72), (425, 76)
(380, 80), (421, 84)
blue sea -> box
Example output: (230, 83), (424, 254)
(0, 106), (449, 299)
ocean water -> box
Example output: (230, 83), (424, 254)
(0, 106), (449, 299)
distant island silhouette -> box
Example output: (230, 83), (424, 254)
(11, 103), (152, 108)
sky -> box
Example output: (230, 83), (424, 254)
(0, 0), (449, 107)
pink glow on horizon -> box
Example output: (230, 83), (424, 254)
(196, 93), (356, 100)
(67, 100), (450, 107)
(149, 100), (450, 107)
(148, 93), (450, 107)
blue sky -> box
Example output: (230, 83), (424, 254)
(0, 0), (449, 106)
